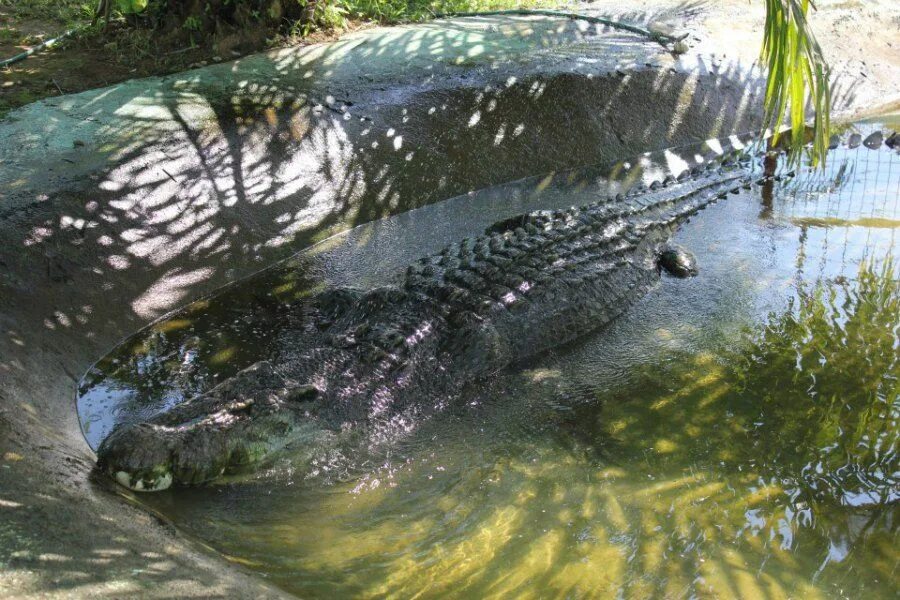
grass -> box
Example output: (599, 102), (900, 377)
(290, 0), (568, 37)
(0, 0), (95, 26)
(339, 0), (565, 23)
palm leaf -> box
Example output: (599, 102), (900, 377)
(762, 0), (831, 167)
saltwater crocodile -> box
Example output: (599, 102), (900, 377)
(98, 160), (755, 491)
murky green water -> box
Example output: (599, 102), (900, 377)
(79, 121), (900, 598)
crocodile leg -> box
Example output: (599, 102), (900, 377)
(657, 243), (698, 278)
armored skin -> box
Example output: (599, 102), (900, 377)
(98, 163), (751, 491)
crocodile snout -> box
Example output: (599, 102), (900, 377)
(97, 366), (321, 491)
(97, 422), (177, 492)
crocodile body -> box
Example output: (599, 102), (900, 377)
(98, 163), (751, 491)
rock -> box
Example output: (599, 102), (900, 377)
(828, 134), (840, 149)
(863, 130), (883, 149)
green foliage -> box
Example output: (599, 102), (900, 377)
(295, 0), (349, 35)
(762, 0), (832, 167)
(183, 15), (202, 31)
(88, 0), (562, 29)
(115, 0), (149, 15)
(338, 0), (558, 24)
(0, 0), (95, 25)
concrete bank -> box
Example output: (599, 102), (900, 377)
(1, 5), (897, 598)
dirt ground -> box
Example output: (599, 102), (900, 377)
(0, 3), (361, 118)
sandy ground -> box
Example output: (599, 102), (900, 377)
(0, 3), (897, 598)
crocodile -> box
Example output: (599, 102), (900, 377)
(98, 160), (755, 491)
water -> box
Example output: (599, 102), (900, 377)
(78, 121), (900, 598)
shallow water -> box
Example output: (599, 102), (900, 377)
(79, 121), (900, 598)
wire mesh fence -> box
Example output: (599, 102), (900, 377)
(767, 124), (900, 280)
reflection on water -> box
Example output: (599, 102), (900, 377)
(79, 121), (899, 598)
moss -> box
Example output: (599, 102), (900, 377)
(0, 89), (42, 120)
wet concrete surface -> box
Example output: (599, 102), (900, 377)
(0, 5), (898, 598)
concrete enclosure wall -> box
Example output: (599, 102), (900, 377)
(0, 11), (889, 598)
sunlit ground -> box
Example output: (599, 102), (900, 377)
(79, 124), (900, 598)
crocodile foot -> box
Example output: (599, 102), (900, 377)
(658, 243), (698, 278)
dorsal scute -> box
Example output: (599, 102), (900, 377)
(484, 209), (554, 235)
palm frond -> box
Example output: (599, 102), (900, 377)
(762, 0), (832, 167)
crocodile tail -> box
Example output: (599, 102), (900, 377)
(631, 169), (751, 232)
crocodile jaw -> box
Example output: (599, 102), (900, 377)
(97, 421), (180, 492)
(97, 397), (329, 491)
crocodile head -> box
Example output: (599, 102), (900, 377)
(96, 361), (324, 491)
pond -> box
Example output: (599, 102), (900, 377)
(78, 120), (899, 598)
